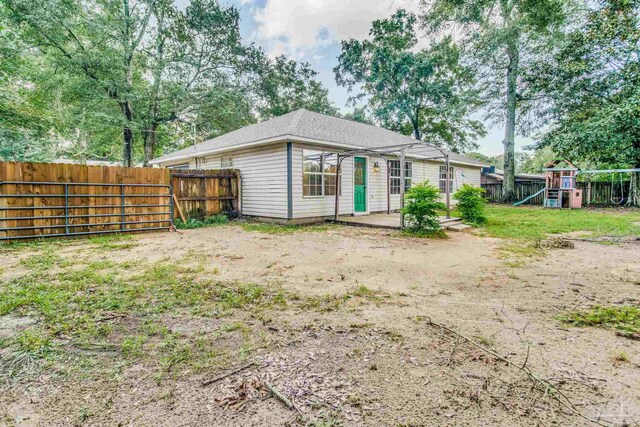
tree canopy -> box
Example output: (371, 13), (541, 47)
(421, 0), (570, 200)
(0, 0), (337, 165)
(528, 0), (639, 178)
(335, 9), (485, 153)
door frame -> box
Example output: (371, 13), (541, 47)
(353, 156), (368, 216)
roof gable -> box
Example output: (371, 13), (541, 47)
(544, 159), (578, 170)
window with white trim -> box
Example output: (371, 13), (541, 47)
(303, 149), (339, 197)
(389, 160), (412, 194)
(221, 157), (233, 168)
(439, 165), (454, 193)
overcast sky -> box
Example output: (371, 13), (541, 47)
(225, 0), (533, 156)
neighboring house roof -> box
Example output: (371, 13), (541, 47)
(151, 109), (484, 167)
(484, 169), (545, 181)
(53, 158), (121, 167)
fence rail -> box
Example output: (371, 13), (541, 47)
(0, 162), (241, 241)
(482, 181), (631, 206)
(0, 162), (173, 241)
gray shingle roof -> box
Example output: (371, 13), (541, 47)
(151, 109), (483, 166)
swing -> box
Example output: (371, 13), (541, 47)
(610, 173), (625, 205)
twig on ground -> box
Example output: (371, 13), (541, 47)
(615, 330), (640, 341)
(201, 362), (256, 387)
(264, 380), (306, 420)
(95, 314), (125, 323)
(422, 316), (613, 426)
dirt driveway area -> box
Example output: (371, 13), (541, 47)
(1, 223), (639, 426)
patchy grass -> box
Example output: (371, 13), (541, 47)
(611, 350), (630, 363)
(400, 229), (448, 239)
(0, 240), (390, 378)
(19, 249), (67, 271)
(478, 205), (640, 241)
(88, 234), (137, 250)
(471, 205), (640, 264)
(238, 221), (331, 234)
(174, 214), (229, 229)
(559, 305), (640, 335)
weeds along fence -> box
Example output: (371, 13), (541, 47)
(0, 161), (240, 241)
(482, 181), (631, 206)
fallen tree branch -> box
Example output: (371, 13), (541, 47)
(423, 316), (612, 426)
(201, 362), (256, 387)
(615, 330), (640, 341)
(264, 380), (305, 420)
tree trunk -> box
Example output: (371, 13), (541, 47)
(629, 171), (640, 207)
(502, 38), (519, 203)
(142, 124), (158, 167)
(122, 100), (134, 167)
(412, 115), (422, 141)
(627, 142), (640, 206)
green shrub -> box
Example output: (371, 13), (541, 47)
(175, 214), (229, 229)
(401, 181), (445, 233)
(453, 184), (487, 225)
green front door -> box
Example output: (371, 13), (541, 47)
(354, 157), (367, 213)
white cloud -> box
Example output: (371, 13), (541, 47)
(251, 0), (421, 59)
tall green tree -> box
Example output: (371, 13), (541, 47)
(421, 0), (569, 200)
(256, 55), (337, 119)
(3, 0), (154, 166)
(334, 10), (485, 153)
(341, 107), (373, 125)
(136, 0), (255, 165)
(528, 0), (640, 205)
(0, 8), (61, 161)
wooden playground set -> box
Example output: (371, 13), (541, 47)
(513, 159), (639, 208)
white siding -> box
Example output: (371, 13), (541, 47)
(157, 140), (482, 220)
(292, 143), (354, 218)
(370, 159), (482, 212)
(201, 143), (288, 219)
(368, 156), (399, 212)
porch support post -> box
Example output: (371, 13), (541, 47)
(287, 141), (293, 220)
(400, 148), (406, 228)
(386, 159), (391, 214)
(445, 154), (451, 219)
(334, 156), (342, 221)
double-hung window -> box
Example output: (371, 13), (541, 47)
(389, 160), (412, 194)
(439, 165), (454, 193)
(221, 157), (233, 168)
(303, 149), (339, 197)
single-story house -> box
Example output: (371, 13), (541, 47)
(151, 109), (485, 223)
(481, 168), (545, 185)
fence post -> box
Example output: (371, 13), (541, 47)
(169, 184), (174, 227)
(64, 182), (69, 236)
(120, 184), (125, 232)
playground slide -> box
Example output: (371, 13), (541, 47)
(513, 188), (545, 207)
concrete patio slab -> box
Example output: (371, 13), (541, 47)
(331, 212), (462, 230)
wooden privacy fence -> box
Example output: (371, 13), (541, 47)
(171, 169), (239, 221)
(0, 161), (240, 241)
(0, 161), (173, 241)
(483, 182), (546, 205)
(482, 181), (631, 206)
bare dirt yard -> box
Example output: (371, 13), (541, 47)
(1, 212), (639, 426)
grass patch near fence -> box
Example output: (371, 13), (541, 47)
(559, 306), (640, 336)
(238, 221), (331, 234)
(479, 205), (640, 241)
(174, 214), (229, 229)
